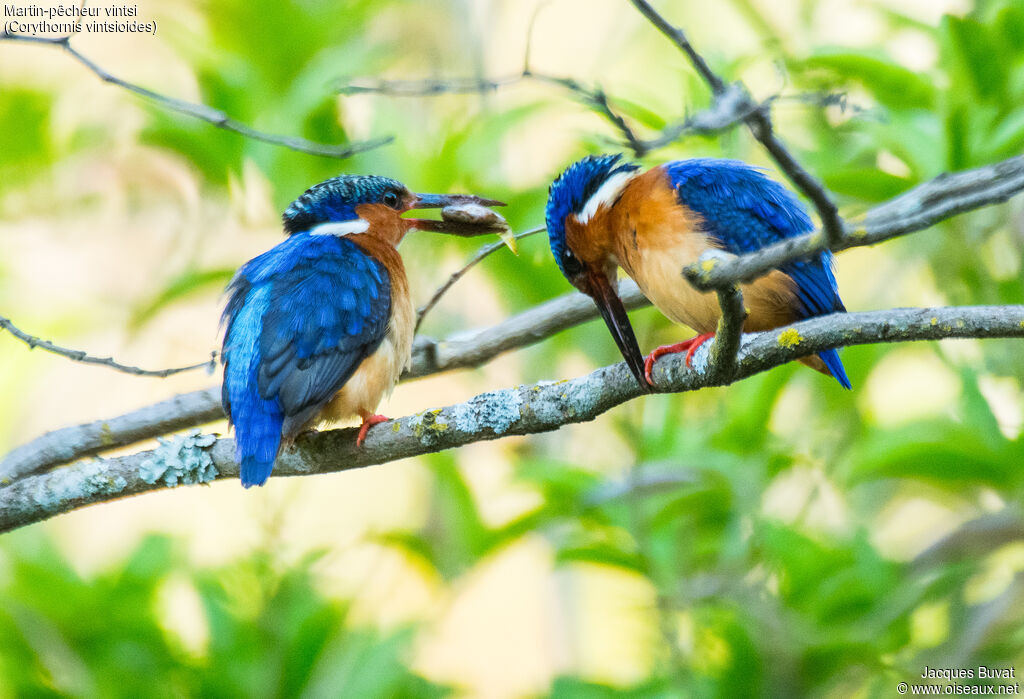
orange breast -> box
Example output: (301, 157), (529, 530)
(316, 234), (415, 425)
(610, 168), (799, 334)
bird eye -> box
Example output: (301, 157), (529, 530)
(382, 191), (401, 210)
(562, 249), (583, 277)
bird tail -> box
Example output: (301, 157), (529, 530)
(234, 409), (283, 488)
(818, 348), (852, 390)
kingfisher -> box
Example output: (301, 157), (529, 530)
(545, 154), (850, 390)
(221, 175), (503, 487)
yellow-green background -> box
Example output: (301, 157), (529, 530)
(1, 0), (1023, 696)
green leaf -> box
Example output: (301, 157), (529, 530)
(941, 15), (1008, 103)
(0, 88), (55, 187)
(823, 168), (914, 202)
(847, 422), (1016, 488)
(944, 101), (969, 171)
(555, 543), (646, 574)
(986, 109), (1024, 159)
(797, 53), (936, 110)
(130, 267), (236, 329)
(609, 96), (667, 130)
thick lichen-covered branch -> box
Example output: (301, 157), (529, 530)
(0, 282), (649, 483)
(2, 304), (1022, 533)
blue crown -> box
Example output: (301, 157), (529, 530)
(283, 175), (406, 234)
(545, 154), (639, 275)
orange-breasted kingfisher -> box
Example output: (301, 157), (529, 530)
(545, 154), (850, 390)
(221, 175), (502, 487)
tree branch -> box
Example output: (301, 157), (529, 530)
(684, 155), (1024, 290)
(0, 282), (650, 482)
(6, 153), (1023, 482)
(3, 304), (1022, 533)
(627, 0), (846, 245)
(335, 69), (799, 158)
(339, 70), (654, 156)
(0, 314), (217, 378)
(706, 283), (746, 383)
(0, 32), (392, 159)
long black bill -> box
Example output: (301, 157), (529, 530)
(406, 193), (507, 236)
(586, 270), (649, 391)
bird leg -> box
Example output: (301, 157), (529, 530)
(643, 333), (716, 386)
(356, 413), (389, 447)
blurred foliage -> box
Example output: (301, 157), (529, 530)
(0, 531), (447, 698)
(2, 0), (1024, 695)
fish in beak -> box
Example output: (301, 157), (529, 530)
(405, 193), (507, 236)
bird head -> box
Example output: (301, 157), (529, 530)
(282, 174), (504, 242)
(546, 154), (647, 387)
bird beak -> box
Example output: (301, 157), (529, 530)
(405, 193), (507, 236)
(584, 268), (649, 390)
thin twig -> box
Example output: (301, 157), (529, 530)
(634, 83), (760, 151)
(337, 74), (525, 96)
(415, 226), (545, 331)
(340, 69), (651, 156)
(2, 304), (1023, 532)
(0, 315), (216, 378)
(1, 32), (392, 159)
(627, 0), (726, 92)
(627, 0), (846, 245)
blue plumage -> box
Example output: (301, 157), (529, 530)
(283, 175), (405, 234)
(665, 159), (851, 389)
(221, 233), (390, 487)
(546, 154), (639, 275)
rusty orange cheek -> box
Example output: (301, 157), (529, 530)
(564, 215), (608, 265)
(354, 202), (401, 226)
(354, 203), (409, 244)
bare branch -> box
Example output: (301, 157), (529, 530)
(912, 510), (1024, 574)
(336, 69), (784, 157)
(634, 83), (759, 151)
(1, 32), (392, 159)
(3, 304), (1022, 533)
(685, 155), (1024, 290)
(0, 282), (650, 482)
(0, 314), (217, 378)
(0, 388), (225, 487)
(627, 0), (726, 92)
(627, 0), (846, 245)
(706, 282), (746, 383)
(415, 227), (545, 332)
(339, 70), (652, 156)
(337, 75), (524, 96)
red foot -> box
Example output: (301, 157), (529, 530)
(356, 414), (389, 447)
(643, 333), (716, 386)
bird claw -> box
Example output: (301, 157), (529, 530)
(643, 333), (716, 386)
(356, 414), (389, 447)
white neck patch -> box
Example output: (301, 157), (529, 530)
(309, 218), (370, 236)
(577, 170), (638, 224)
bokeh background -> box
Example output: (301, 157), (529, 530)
(2, 0), (1024, 696)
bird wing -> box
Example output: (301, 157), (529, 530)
(665, 159), (845, 319)
(223, 234), (391, 439)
